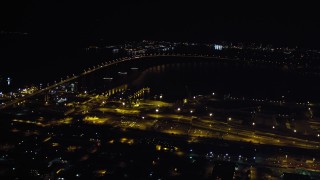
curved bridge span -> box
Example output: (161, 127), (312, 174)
(0, 53), (230, 110)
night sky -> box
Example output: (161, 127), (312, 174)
(1, 1), (320, 47)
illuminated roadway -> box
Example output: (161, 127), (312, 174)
(65, 92), (320, 150)
(144, 112), (320, 150)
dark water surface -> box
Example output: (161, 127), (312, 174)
(80, 56), (320, 102)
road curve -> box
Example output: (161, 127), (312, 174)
(0, 54), (231, 110)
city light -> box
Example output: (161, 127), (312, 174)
(7, 77), (11, 86)
(214, 44), (223, 50)
(2, 39), (320, 179)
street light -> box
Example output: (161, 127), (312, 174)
(209, 113), (213, 117)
